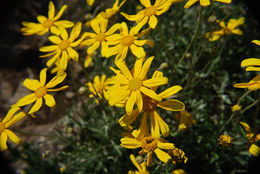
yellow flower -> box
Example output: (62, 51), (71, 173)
(168, 147), (188, 165)
(249, 144), (260, 157)
(174, 110), (196, 131)
(21, 1), (74, 35)
(108, 57), (168, 115)
(240, 121), (260, 144)
(40, 22), (84, 70)
(173, 169), (188, 174)
(105, 22), (154, 62)
(233, 74), (260, 91)
(231, 104), (241, 112)
(219, 135), (232, 147)
(120, 135), (175, 166)
(128, 154), (149, 174)
(86, 75), (111, 101)
(240, 40), (260, 71)
(13, 68), (68, 114)
(86, 0), (95, 6)
(0, 107), (26, 151)
(119, 70), (185, 138)
(121, 0), (173, 29)
(206, 17), (244, 41)
(184, 0), (231, 8)
(80, 20), (121, 57)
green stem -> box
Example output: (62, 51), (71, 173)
(177, 7), (203, 66)
(242, 97), (260, 114)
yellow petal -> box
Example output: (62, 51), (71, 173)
(46, 73), (67, 88)
(54, 20), (74, 28)
(153, 110), (169, 137)
(150, 112), (160, 138)
(140, 0), (151, 7)
(157, 99), (185, 111)
(4, 112), (26, 128)
(148, 15), (158, 29)
(143, 77), (168, 88)
(70, 22), (82, 41)
(2, 107), (21, 124)
(158, 85), (182, 99)
(117, 61), (133, 80)
(49, 36), (62, 44)
(136, 90), (143, 112)
(120, 138), (141, 149)
(200, 0), (210, 7)
(15, 93), (36, 107)
(39, 68), (47, 85)
(130, 154), (142, 171)
(126, 91), (137, 115)
(59, 51), (69, 70)
(157, 142), (175, 150)
(23, 79), (41, 91)
(184, 0), (198, 8)
(67, 47), (79, 61)
(140, 86), (161, 101)
(252, 40), (260, 46)
(119, 109), (140, 126)
(138, 56), (154, 79)
(5, 129), (21, 144)
(54, 5), (68, 20)
(154, 148), (171, 163)
(44, 94), (56, 107)
(40, 45), (58, 52)
(28, 98), (43, 114)
(241, 58), (260, 67)
(47, 86), (68, 92)
(130, 44), (146, 59)
(48, 1), (55, 19)
(0, 132), (8, 151)
(87, 42), (100, 55)
(136, 112), (149, 139)
(246, 67), (260, 71)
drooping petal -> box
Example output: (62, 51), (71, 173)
(130, 44), (146, 59)
(154, 148), (171, 163)
(138, 56), (154, 80)
(153, 110), (169, 137)
(148, 15), (158, 29)
(44, 94), (56, 107)
(120, 137), (141, 149)
(150, 112), (160, 138)
(0, 132), (8, 151)
(126, 91), (137, 115)
(119, 109), (140, 127)
(67, 47), (79, 61)
(87, 42), (100, 55)
(28, 98), (43, 114)
(136, 112), (149, 139)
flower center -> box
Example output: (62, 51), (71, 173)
(58, 40), (70, 51)
(141, 136), (158, 152)
(223, 28), (231, 35)
(35, 86), (47, 98)
(142, 95), (157, 112)
(95, 32), (106, 42)
(121, 35), (135, 47)
(168, 148), (187, 164)
(42, 19), (54, 28)
(144, 6), (157, 17)
(0, 122), (5, 133)
(128, 78), (142, 91)
(96, 82), (105, 92)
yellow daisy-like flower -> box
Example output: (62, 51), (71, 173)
(231, 104), (241, 112)
(249, 144), (260, 157)
(105, 22), (154, 62)
(121, 0), (173, 29)
(240, 40), (260, 72)
(174, 110), (196, 131)
(240, 121), (260, 144)
(80, 20), (121, 57)
(206, 17), (244, 42)
(168, 147), (188, 165)
(108, 57), (168, 115)
(86, 74), (111, 101)
(13, 68), (68, 114)
(21, 1), (74, 36)
(233, 74), (260, 91)
(219, 135), (232, 147)
(0, 107), (26, 151)
(184, 0), (231, 8)
(121, 134), (175, 166)
(40, 22), (84, 70)
(119, 70), (185, 138)
(128, 154), (149, 174)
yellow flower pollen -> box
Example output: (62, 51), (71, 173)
(42, 19), (54, 28)
(0, 122), (5, 133)
(128, 78), (142, 91)
(143, 95), (157, 112)
(121, 35), (135, 46)
(35, 86), (47, 98)
(58, 40), (70, 51)
(95, 32), (106, 42)
(144, 6), (157, 17)
(141, 136), (158, 152)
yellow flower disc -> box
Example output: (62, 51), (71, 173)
(145, 6), (157, 17)
(95, 32), (106, 42)
(42, 19), (54, 28)
(35, 86), (47, 98)
(128, 78), (142, 91)
(143, 95), (157, 112)
(121, 35), (135, 46)
(59, 40), (71, 51)
(141, 136), (158, 152)
(0, 122), (5, 133)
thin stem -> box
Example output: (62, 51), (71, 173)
(177, 7), (203, 66)
(242, 97), (260, 114)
